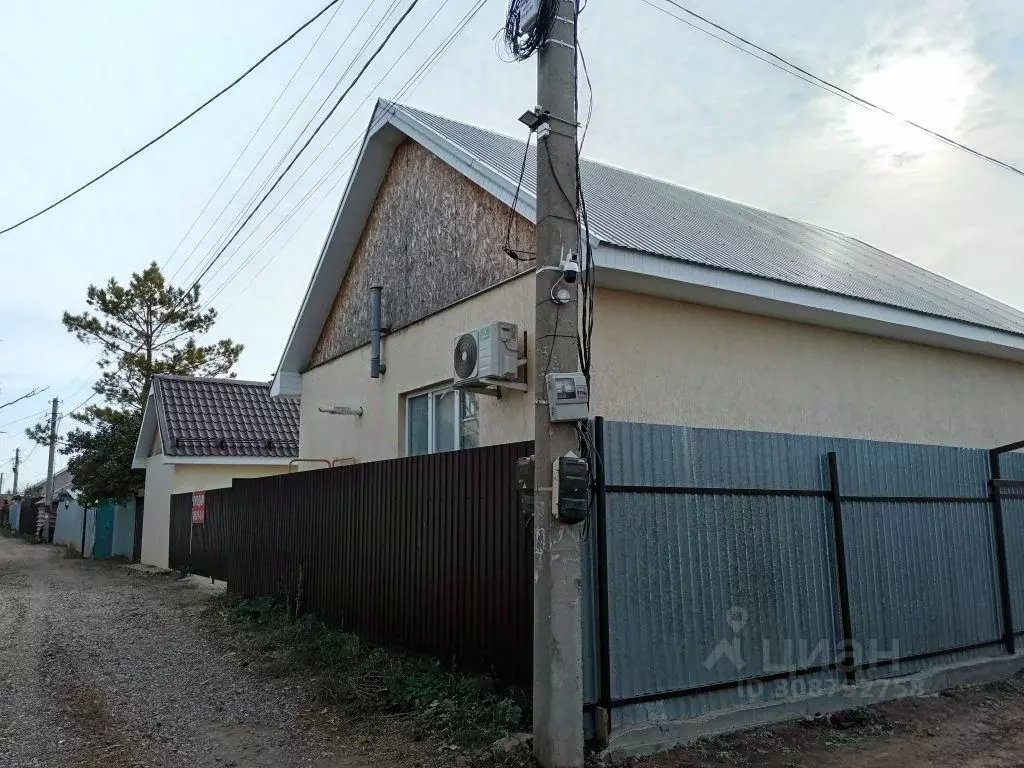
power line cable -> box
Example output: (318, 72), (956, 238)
(186, 0), (407, 291)
(201, 0), (489, 309)
(172, 0), (402, 291)
(163, 0), (349, 275)
(21, 443), (40, 465)
(212, 167), (352, 312)
(59, 356), (102, 405)
(0, 409), (51, 431)
(640, 0), (1024, 178)
(170, 0), (424, 314)
(60, 391), (100, 420)
(200, 0), (474, 304)
(167, 0), (384, 285)
(503, 129), (536, 261)
(0, 0), (349, 237)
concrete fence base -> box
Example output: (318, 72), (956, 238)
(601, 652), (1024, 761)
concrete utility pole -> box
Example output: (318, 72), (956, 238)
(12, 447), (19, 495)
(42, 397), (58, 540)
(533, 2), (584, 765)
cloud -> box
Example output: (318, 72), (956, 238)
(593, 0), (1024, 308)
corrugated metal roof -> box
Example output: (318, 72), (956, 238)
(387, 101), (1024, 337)
(152, 374), (299, 458)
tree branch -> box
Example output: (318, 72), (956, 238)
(0, 386), (48, 411)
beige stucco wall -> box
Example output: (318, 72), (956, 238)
(300, 274), (535, 463)
(139, 453), (174, 569)
(171, 463), (291, 494)
(301, 280), (1024, 460)
(593, 288), (1024, 448)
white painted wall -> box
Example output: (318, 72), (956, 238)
(300, 275), (535, 463)
(140, 454), (174, 568)
(593, 288), (1024, 448)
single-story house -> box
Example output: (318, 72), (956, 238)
(271, 99), (1024, 462)
(132, 374), (300, 568)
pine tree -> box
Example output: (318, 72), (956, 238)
(27, 262), (243, 505)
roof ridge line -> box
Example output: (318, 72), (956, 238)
(153, 373), (271, 387)
(386, 100), (612, 244)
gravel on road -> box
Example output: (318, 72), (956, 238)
(0, 536), (448, 768)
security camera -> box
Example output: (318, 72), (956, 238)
(560, 251), (581, 283)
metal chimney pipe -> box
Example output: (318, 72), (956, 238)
(370, 285), (385, 378)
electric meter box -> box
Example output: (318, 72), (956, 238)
(554, 455), (589, 524)
(545, 372), (590, 422)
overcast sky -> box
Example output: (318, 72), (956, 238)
(1, 0), (1022, 486)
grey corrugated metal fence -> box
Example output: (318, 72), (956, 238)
(589, 419), (1024, 730)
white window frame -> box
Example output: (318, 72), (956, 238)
(405, 385), (479, 456)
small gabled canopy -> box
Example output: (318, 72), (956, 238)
(271, 99), (1024, 396)
(132, 374), (300, 469)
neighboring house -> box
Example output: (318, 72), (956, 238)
(132, 374), (300, 568)
(271, 99), (1024, 461)
(20, 468), (72, 543)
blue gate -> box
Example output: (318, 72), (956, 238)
(92, 500), (115, 559)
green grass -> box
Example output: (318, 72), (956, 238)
(211, 595), (529, 750)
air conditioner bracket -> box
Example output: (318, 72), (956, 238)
(453, 377), (529, 399)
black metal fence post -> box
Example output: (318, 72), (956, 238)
(827, 451), (856, 683)
(593, 417), (613, 739)
(989, 450), (1016, 655)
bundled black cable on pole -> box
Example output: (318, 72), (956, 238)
(503, 0), (560, 60)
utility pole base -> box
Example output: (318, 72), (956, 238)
(533, 489), (585, 766)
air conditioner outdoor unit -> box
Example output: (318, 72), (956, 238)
(453, 322), (519, 385)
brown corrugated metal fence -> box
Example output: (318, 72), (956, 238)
(189, 489), (231, 581)
(169, 489), (240, 583)
(167, 441), (534, 683)
(169, 494), (191, 571)
(17, 497), (40, 537)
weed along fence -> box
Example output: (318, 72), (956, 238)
(587, 419), (1024, 736)
(169, 441), (534, 683)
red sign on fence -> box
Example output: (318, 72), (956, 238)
(191, 491), (206, 524)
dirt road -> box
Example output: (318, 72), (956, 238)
(6, 535), (1024, 768)
(0, 537), (435, 768)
